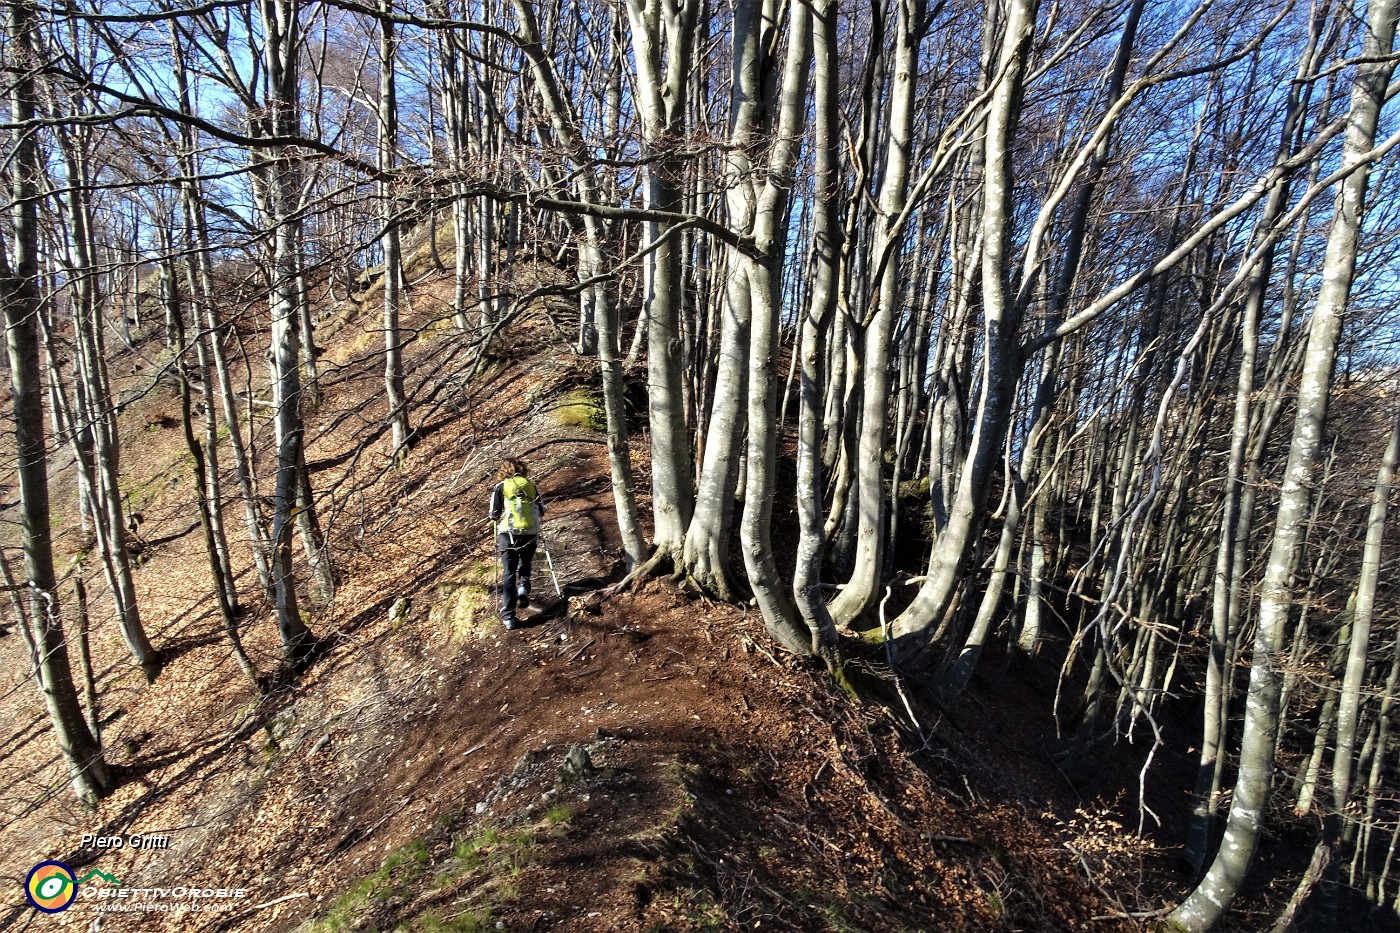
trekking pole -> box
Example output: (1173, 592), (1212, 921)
(539, 533), (563, 597)
(488, 520), (500, 599)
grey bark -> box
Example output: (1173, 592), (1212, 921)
(50, 117), (161, 682)
(890, 0), (1039, 663)
(380, 0), (411, 458)
(3, 0), (114, 805)
(1170, 1), (1400, 924)
(792, 0), (842, 661)
(737, 0), (815, 655)
(71, 572), (101, 742)
(828, 0), (924, 627)
(509, 0), (647, 567)
(168, 23), (275, 602)
(949, 0), (1143, 692)
(623, 0), (700, 559)
(255, 0), (315, 664)
(1185, 12), (1328, 871)
(677, 0), (764, 600)
(165, 252), (263, 689)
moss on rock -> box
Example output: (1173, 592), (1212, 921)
(550, 389), (605, 432)
(428, 562), (497, 642)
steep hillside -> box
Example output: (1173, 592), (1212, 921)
(6, 274), (1179, 932)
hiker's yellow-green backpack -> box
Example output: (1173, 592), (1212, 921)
(498, 475), (541, 536)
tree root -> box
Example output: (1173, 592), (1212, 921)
(600, 545), (671, 597)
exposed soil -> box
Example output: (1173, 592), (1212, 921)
(2, 271), (1191, 933)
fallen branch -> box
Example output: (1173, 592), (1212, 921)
(879, 586), (927, 743)
(563, 637), (596, 662)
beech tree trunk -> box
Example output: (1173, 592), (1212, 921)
(792, 0), (842, 661)
(1170, 1), (1399, 924)
(380, 0), (411, 458)
(623, 0), (699, 562)
(890, 0), (1039, 663)
(828, 0), (924, 628)
(3, 0), (114, 805)
(737, 0), (814, 656)
(255, 0), (315, 665)
(49, 114), (161, 682)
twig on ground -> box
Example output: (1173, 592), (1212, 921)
(879, 586), (926, 743)
(1067, 843), (1164, 928)
(564, 638), (595, 662)
(241, 892), (311, 913)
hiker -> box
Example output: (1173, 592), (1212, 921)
(489, 457), (545, 630)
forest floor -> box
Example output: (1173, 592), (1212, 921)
(1, 260), (1292, 932)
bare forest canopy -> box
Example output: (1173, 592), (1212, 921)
(4, 0), (1400, 929)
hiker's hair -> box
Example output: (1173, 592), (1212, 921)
(498, 458), (528, 481)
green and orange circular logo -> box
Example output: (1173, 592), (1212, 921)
(25, 861), (77, 912)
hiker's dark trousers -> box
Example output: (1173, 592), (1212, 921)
(498, 533), (537, 617)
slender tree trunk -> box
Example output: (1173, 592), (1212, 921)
(1287, 402), (1400, 923)
(508, 0), (647, 567)
(585, 229), (648, 568)
(739, 0), (814, 656)
(166, 254), (264, 689)
(3, 0), (114, 805)
(1185, 12), (1326, 870)
(1170, 2), (1399, 924)
(828, 0), (924, 627)
(792, 0), (842, 662)
(968, 0), (1146, 678)
(0, 549), (41, 689)
(169, 20), (276, 602)
(256, 0), (315, 665)
(71, 572), (101, 742)
(623, 0), (700, 562)
(51, 121), (161, 682)
(890, 0), (1039, 664)
(680, 267), (749, 598)
(380, 0), (411, 458)
(678, 10), (762, 597)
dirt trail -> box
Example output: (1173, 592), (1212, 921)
(1, 310), (1144, 933)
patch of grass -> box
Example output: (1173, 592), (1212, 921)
(307, 818), (546, 933)
(543, 804), (572, 826)
(385, 838), (429, 875)
(792, 888), (865, 933)
(501, 829), (537, 875)
(669, 887), (727, 929)
(440, 824), (538, 882)
(416, 908), (493, 933)
(310, 878), (373, 932)
(297, 839), (432, 933)
(448, 827), (499, 876)
(658, 759), (702, 825)
(818, 899), (864, 933)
